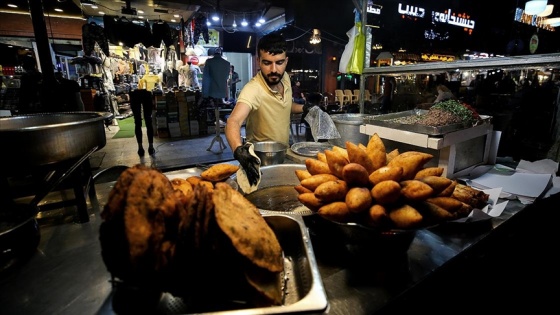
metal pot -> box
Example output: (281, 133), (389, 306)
(328, 113), (373, 147)
(0, 112), (112, 171)
(253, 141), (288, 166)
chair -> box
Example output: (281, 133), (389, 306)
(344, 89), (358, 104)
(364, 90), (374, 102)
(290, 113), (305, 143)
(353, 89), (361, 103)
(334, 89), (349, 105)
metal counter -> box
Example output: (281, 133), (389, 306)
(0, 166), (557, 314)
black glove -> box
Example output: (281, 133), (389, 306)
(234, 143), (261, 186)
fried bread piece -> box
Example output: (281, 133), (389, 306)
(213, 183), (283, 273)
(102, 164), (150, 221)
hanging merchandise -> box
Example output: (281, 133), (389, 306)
(346, 10), (366, 75)
(193, 13), (210, 45)
(338, 25), (357, 73)
(179, 18), (185, 54)
(82, 20), (110, 57)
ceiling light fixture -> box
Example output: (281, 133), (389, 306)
(241, 15), (248, 27)
(232, 15), (237, 28)
(211, 11), (220, 22)
(258, 16), (265, 24)
(524, 1), (548, 16)
(309, 29), (321, 44)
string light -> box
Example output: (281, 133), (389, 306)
(309, 29), (321, 44)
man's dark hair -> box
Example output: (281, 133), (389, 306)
(257, 33), (287, 56)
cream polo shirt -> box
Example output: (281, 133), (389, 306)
(237, 71), (293, 145)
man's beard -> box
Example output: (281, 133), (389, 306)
(264, 72), (282, 86)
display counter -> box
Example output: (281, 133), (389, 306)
(1, 164), (557, 314)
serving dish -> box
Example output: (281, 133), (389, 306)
(291, 141), (333, 157)
(111, 214), (329, 315)
(363, 110), (491, 136)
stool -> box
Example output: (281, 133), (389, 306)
(207, 106), (227, 153)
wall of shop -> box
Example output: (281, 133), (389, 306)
(0, 13), (82, 40)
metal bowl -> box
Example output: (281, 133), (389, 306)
(253, 141), (288, 166)
(0, 111), (112, 170)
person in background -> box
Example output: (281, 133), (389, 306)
(434, 84), (457, 103)
(292, 81), (305, 104)
(379, 76), (395, 114)
(18, 57), (43, 113)
(130, 82), (155, 156)
(229, 65), (240, 101)
(225, 33), (305, 186)
(54, 71), (84, 111)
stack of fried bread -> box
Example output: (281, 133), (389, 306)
(99, 163), (284, 307)
(295, 134), (490, 230)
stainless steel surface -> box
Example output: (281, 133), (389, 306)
(0, 112), (112, 170)
(363, 110), (492, 135)
(362, 53), (560, 76)
(238, 164), (314, 216)
(125, 214), (329, 314)
(253, 141), (288, 166)
(290, 142), (334, 157)
(328, 113), (373, 147)
(0, 160), (557, 314)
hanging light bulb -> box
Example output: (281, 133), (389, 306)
(211, 10), (220, 21)
(241, 14), (248, 27)
(258, 16), (265, 24)
(232, 15), (237, 28)
(524, 1), (548, 15)
(309, 29), (321, 44)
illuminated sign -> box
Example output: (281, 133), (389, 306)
(514, 8), (556, 31)
(397, 2), (475, 32)
(367, 4), (381, 15)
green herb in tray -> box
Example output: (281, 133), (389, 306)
(432, 99), (478, 125)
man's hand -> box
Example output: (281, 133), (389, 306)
(234, 143), (261, 186)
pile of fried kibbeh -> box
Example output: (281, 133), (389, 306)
(99, 164), (285, 308)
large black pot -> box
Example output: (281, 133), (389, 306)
(0, 112), (112, 171)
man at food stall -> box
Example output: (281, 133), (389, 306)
(225, 33), (306, 186)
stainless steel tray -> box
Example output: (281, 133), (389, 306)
(135, 214), (329, 314)
(363, 110), (491, 136)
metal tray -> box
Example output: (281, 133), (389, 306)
(112, 214), (328, 314)
(363, 110), (491, 136)
(290, 142), (333, 157)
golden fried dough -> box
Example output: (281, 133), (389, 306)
(452, 184), (490, 209)
(418, 176), (453, 195)
(314, 180), (348, 202)
(414, 167), (445, 179)
(437, 180), (457, 197)
(386, 149), (399, 164)
(342, 162), (370, 187)
(368, 166), (404, 185)
(325, 149), (349, 179)
(346, 141), (375, 174)
(294, 185), (313, 194)
(298, 192), (327, 211)
(400, 180), (434, 201)
(388, 151), (433, 180)
(425, 197), (463, 212)
(213, 183), (283, 273)
(200, 163), (240, 182)
(365, 204), (391, 228)
(366, 133), (387, 171)
(171, 178), (194, 198)
(389, 204), (423, 229)
(317, 201), (352, 223)
(345, 187), (373, 213)
(300, 173), (340, 191)
(371, 180), (401, 205)
(295, 169), (312, 181)
(305, 158), (331, 175)
(317, 152), (327, 163)
(332, 145), (349, 161)
(186, 175), (203, 187)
